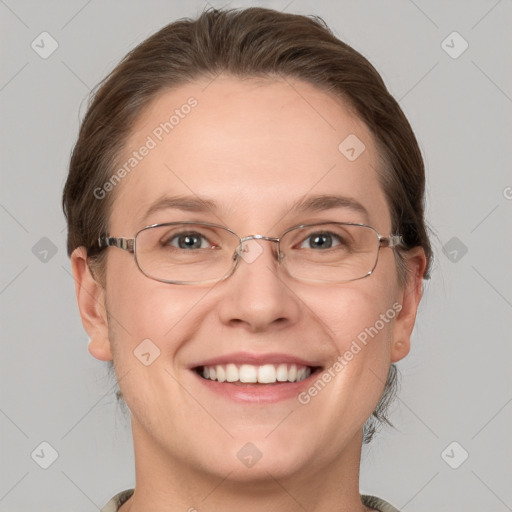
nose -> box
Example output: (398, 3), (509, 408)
(216, 238), (301, 333)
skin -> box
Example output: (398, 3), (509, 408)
(72, 76), (426, 512)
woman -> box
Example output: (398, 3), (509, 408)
(63, 7), (431, 512)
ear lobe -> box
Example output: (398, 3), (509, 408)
(391, 247), (427, 363)
(71, 247), (113, 361)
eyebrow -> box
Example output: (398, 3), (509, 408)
(289, 194), (369, 221)
(139, 195), (217, 224)
(139, 193), (369, 224)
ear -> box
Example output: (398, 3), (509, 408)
(71, 247), (113, 361)
(391, 247), (427, 363)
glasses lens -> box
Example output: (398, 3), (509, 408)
(135, 223), (239, 284)
(280, 223), (380, 283)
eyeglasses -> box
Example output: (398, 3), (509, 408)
(97, 221), (403, 285)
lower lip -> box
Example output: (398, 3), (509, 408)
(193, 370), (320, 403)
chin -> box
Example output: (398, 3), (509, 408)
(191, 432), (318, 483)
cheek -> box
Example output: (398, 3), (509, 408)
(287, 283), (398, 454)
(298, 281), (399, 411)
(104, 273), (207, 437)
(105, 256), (212, 344)
(307, 281), (397, 355)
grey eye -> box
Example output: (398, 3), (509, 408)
(300, 232), (341, 249)
(167, 232), (209, 249)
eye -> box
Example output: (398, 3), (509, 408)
(165, 231), (211, 250)
(299, 232), (343, 250)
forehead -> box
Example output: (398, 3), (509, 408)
(109, 76), (391, 233)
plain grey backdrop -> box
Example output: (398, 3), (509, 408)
(1, 0), (511, 511)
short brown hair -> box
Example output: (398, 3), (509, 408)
(63, 7), (432, 442)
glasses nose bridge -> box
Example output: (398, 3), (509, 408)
(239, 234), (280, 244)
(236, 234), (282, 260)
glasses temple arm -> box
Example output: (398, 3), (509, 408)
(97, 236), (135, 252)
(381, 235), (403, 248)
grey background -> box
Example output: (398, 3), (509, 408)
(1, 0), (511, 510)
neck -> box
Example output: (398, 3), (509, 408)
(120, 419), (371, 512)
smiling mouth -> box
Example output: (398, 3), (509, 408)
(195, 363), (320, 384)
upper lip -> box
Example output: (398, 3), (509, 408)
(190, 352), (322, 369)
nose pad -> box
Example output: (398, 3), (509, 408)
(236, 237), (281, 267)
(238, 239), (265, 264)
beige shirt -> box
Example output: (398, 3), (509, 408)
(100, 489), (401, 512)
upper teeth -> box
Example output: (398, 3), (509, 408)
(201, 363), (311, 384)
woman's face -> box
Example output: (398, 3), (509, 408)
(78, 76), (424, 482)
